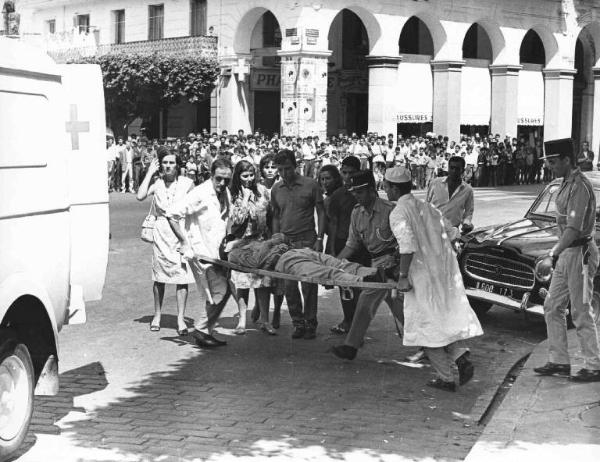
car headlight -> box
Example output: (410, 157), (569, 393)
(535, 255), (554, 282)
(453, 239), (465, 256)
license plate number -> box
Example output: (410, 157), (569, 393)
(476, 282), (513, 298)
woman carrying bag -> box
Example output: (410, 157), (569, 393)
(137, 146), (195, 334)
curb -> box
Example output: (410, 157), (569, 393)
(465, 330), (600, 461)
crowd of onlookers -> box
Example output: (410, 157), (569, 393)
(107, 128), (597, 193)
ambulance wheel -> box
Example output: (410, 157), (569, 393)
(468, 299), (492, 317)
(0, 341), (34, 459)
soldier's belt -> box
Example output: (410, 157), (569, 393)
(567, 236), (592, 248)
(370, 247), (399, 259)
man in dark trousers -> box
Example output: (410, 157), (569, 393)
(331, 170), (404, 360)
(324, 156), (369, 334)
(271, 150), (325, 339)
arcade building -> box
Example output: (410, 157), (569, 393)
(15, 0), (600, 148)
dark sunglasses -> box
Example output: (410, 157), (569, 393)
(214, 176), (231, 184)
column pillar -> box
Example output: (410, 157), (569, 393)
(543, 68), (577, 140)
(216, 55), (252, 134)
(489, 64), (522, 138)
(366, 55), (402, 136)
(278, 50), (331, 139)
(591, 68), (600, 154)
(431, 60), (464, 143)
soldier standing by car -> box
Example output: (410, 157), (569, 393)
(534, 138), (600, 382)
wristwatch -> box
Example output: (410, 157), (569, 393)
(398, 272), (408, 279)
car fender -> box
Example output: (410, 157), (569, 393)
(0, 272), (60, 356)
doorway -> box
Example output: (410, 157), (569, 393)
(346, 93), (368, 135)
(254, 91), (280, 136)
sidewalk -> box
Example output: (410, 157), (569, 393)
(465, 330), (600, 462)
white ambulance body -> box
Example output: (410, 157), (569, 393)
(0, 37), (108, 458)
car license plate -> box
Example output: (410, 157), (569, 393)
(476, 282), (513, 298)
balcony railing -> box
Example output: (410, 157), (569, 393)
(25, 29), (218, 63)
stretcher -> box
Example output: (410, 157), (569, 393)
(194, 255), (400, 290)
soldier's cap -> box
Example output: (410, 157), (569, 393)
(347, 170), (376, 192)
(385, 166), (412, 184)
(542, 138), (574, 160)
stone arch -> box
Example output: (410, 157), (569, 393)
(576, 21), (600, 67)
(474, 19), (505, 62)
(323, 5), (380, 54)
(233, 6), (285, 55)
(462, 20), (504, 62)
(404, 11), (446, 58)
(519, 29), (546, 65)
(399, 16), (434, 56)
(571, 23), (600, 148)
(526, 24), (559, 67)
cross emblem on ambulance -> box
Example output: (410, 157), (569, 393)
(233, 58), (250, 82)
(65, 104), (90, 150)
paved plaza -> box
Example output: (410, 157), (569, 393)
(13, 185), (549, 462)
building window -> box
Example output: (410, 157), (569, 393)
(46, 19), (56, 34)
(262, 11), (281, 48)
(112, 10), (125, 44)
(76, 14), (90, 34)
(148, 4), (164, 41)
(190, 0), (206, 36)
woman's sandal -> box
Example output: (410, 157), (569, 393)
(233, 326), (246, 335)
(150, 324), (160, 332)
(177, 327), (189, 336)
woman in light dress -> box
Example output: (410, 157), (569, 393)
(228, 160), (275, 335)
(137, 147), (195, 334)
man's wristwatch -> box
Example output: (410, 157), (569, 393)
(398, 272), (408, 279)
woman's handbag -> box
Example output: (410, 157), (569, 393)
(141, 196), (157, 243)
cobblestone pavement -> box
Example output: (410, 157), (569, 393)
(13, 185), (548, 462)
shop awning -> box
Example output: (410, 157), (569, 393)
(461, 66), (491, 126)
(395, 61), (433, 123)
(518, 70), (544, 126)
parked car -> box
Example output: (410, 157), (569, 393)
(458, 172), (600, 322)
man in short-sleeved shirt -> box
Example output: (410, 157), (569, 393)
(426, 156), (474, 234)
(271, 150), (325, 339)
(331, 170), (404, 360)
(534, 138), (600, 382)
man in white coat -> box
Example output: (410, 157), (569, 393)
(384, 166), (483, 391)
(167, 158), (233, 348)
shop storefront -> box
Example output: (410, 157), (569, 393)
(396, 56), (433, 138)
(460, 60), (491, 137)
(250, 68), (281, 135)
(517, 66), (545, 143)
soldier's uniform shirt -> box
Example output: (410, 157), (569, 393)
(343, 197), (404, 349)
(555, 168), (596, 236)
(346, 197), (397, 263)
(544, 167), (600, 370)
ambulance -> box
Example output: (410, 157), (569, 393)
(0, 37), (108, 458)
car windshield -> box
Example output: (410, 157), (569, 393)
(528, 184), (600, 219)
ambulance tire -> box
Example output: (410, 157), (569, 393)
(0, 341), (34, 460)
(468, 299), (492, 317)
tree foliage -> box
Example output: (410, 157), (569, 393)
(74, 53), (219, 135)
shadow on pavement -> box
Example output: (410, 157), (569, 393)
(13, 319), (537, 462)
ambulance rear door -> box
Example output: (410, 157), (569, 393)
(58, 64), (109, 316)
